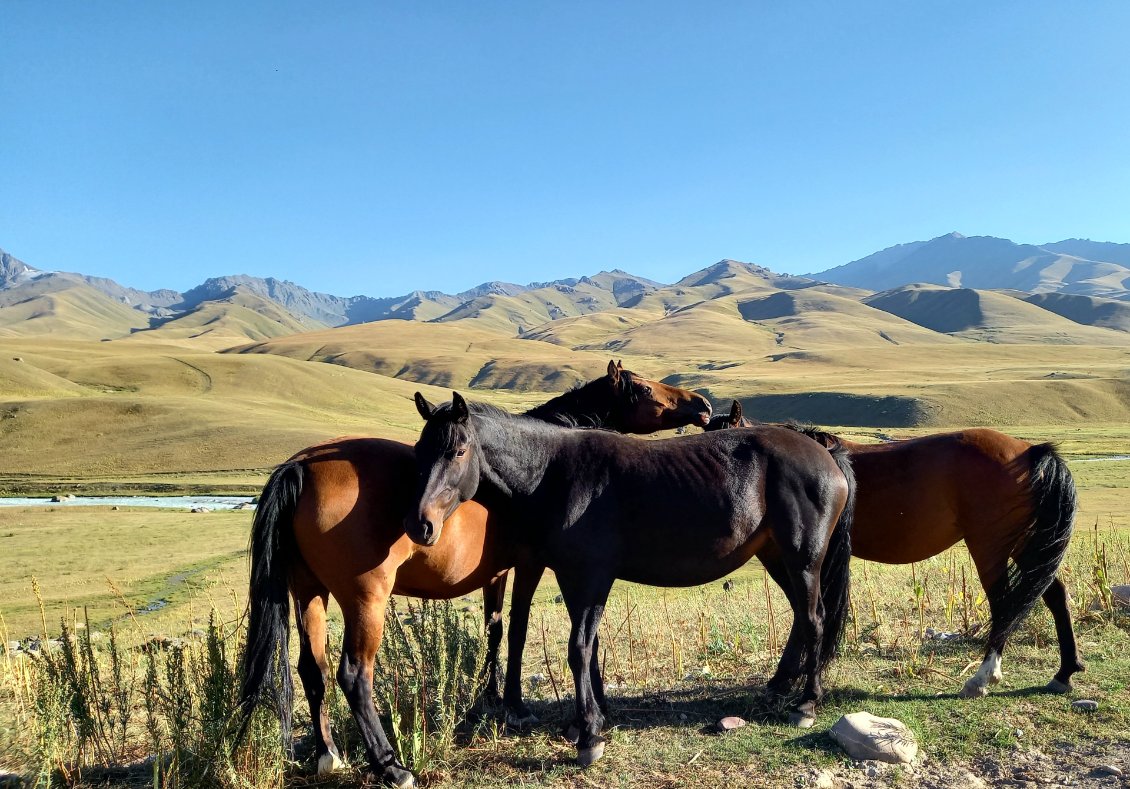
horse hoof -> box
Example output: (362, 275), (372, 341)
(577, 739), (606, 767)
(788, 711), (816, 729)
(1045, 679), (1072, 695)
(379, 764), (416, 789)
(506, 709), (540, 729)
(563, 724), (580, 745)
(317, 751), (345, 775)
(959, 680), (988, 699)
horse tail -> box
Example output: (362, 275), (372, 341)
(818, 442), (855, 674)
(987, 443), (1077, 651)
(233, 461), (303, 754)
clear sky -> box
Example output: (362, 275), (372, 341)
(2, 2), (1128, 297)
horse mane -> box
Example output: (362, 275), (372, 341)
(783, 421), (842, 451)
(522, 374), (622, 429)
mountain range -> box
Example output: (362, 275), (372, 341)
(2, 232), (1130, 355)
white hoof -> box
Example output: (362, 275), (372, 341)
(959, 679), (989, 698)
(316, 752), (345, 775)
(788, 711), (817, 729)
(577, 739), (606, 767)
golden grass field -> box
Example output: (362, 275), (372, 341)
(1, 266), (1129, 785)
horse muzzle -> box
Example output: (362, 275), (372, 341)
(406, 511), (443, 547)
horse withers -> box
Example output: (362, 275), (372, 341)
(410, 392), (856, 767)
(706, 401), (1081, 698)
(235, 361), (710, 788)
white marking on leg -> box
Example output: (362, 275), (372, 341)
(317, 752), (344, 775)
(960, 650), (1002, 698)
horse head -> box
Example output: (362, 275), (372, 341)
(603, 360), (712, 432)
(408, 391), (481, 546)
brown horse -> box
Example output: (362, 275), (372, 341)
(235, 361), (711, 788)
(706, 401), (1080, 698)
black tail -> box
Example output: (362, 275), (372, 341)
(233, 461), (303, 754)
(986, 443), (1077, 651)
(817, 442), (855, 674)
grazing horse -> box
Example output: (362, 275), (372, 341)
(235, 361), (711, 788)
(409, 393), (856, 766)
(706, 401), (1080, 698)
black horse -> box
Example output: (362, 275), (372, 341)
(409, 392), (856, 766)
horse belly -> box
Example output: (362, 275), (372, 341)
(616, 528), (771, 587)
(850, 466), (964, 563)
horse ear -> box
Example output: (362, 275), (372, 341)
(607, 359), (620, 382)
(729, 400), (743, 426)
(616, 359), (624, 370)
(414, 392), (435, 421)
(451, 391), (469, 423)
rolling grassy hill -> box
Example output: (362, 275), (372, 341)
(2, 246), (1130, 488)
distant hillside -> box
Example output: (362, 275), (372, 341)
(815, 233), (1130, 299)
(864, 284), (1130, 344)
(1023, 292), (1130, 333)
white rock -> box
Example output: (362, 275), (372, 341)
(829, 711), (919, 765)
(810, 769), (837, 789)
(1071, 699), (1098, 712)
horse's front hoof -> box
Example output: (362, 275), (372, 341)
(506, 707), (540, 729)
(1045, 678), (1072, 695)
(788, 711), (816, 729)
(959, 679), (989, 699)
(576, 738), (606, 767)
(317, 751), (345, 775)
(373, 764), (416, 788)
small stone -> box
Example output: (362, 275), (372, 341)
(829, 711), (918, 764)
(810, 770), (837, 789)
(111, 506), (119, 511)
(1094, 765), (1123, 777)
(553, 594), (564, 604)
(722, 579), (735, 591)
(527, 673), (546, 687)
(863, 762), (882, 778)
(1071, 699), (1098, 712)
(5, 641), (20, 653)
(1110, 585), (1130, 607)
(716, 715), (747, 732)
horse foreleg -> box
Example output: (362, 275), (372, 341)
(1042, 576), (1085, 693)
(558, 572), (613, 767)
(293, 569), (344, 775)
(480, 572), (508, 709)
(502, 562), (545, 727)
(337, 598), (416, 789)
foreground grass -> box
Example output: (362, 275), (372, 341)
(2, 525), (1128, 786)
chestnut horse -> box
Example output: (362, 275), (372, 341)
(409, 393), (856, 767)
(235, 361), (711, 788)
(706, 400), (1080, 698)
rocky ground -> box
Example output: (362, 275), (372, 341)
(801, 740), (1129, 789)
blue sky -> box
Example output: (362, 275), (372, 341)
(2, 2), (1128, 297)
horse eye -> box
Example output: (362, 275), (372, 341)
(455, 449), (467, 458)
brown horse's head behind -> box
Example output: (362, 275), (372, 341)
(410, 391), (481, 546)
(601, 360), (711, 432)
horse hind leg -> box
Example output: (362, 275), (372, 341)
(337, 598), (416, 788)
(292, 568), (344, 774)
(1043, 576), (1085, 693)
(960, 549), (1007, 699)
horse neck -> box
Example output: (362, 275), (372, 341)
(523, 381), (612, 429)
(472, 412), (561, 498)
